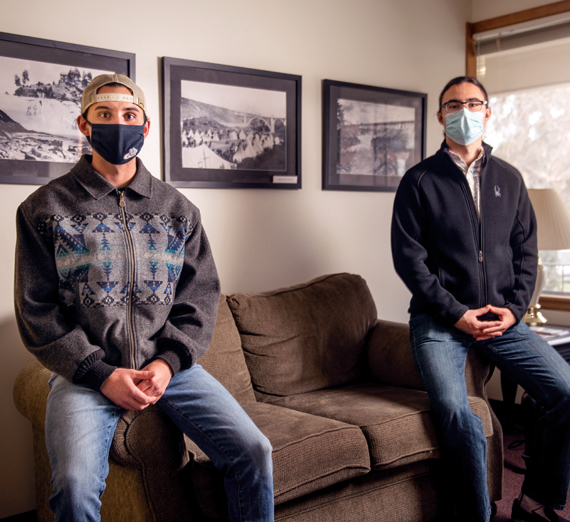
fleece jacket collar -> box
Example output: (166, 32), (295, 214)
(71, 155), (153, 200)
(439, 139), (494, 170)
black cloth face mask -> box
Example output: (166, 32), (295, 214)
(85, 119), (145, 165)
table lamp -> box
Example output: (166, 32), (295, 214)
(523, 188), (570, 326)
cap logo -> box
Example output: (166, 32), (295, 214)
(95, 93), (136, 104)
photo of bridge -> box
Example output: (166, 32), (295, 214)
(180, 80), (287, 171)
(336, 98), (416, 178)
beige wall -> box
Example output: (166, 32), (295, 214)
(1, 0), (474, 517)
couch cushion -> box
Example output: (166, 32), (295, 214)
(186, 401), (370, 518)
(197, 295), (255, 404)
(227, 273), (377, 397)
(266, 383), (493, 470)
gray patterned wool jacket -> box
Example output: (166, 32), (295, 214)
(15, 156), (220, 391)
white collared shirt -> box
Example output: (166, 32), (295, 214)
(447, 148), (485, 218)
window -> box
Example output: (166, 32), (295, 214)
(483, 82), (570, 294)
(477, 34), (570, 296)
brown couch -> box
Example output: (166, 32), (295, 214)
(14, 273), (503, 521)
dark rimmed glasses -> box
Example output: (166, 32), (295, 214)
(440, 99), (488, 113)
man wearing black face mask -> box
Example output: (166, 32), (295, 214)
(14, 74), (274, 522)
(77, 74), (150, 186)
(391, 76), (570, 522)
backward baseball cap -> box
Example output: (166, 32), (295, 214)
(81, 73), (148, 117)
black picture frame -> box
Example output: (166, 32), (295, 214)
(162, 57), (301, 189)
(323, 79), (426, 192)
(0, 32), (135, 185)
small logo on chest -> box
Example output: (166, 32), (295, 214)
(494, 185), (501, 198)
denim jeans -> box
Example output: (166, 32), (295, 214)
(45, 364), (274, 522)
(410, 314), (570, 522)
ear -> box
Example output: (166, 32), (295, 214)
(437, 111), (445, 126)
(143, 119), (151, 139)
(77, 115), (90, 138)
(483, 106), (492, 125)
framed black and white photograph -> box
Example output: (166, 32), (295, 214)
(163, 57), (301, 189)
(323, 79), (426, 192)
(0, 32), (135, 185)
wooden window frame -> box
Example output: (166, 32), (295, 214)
(466, 1), (570, 311)
(539, 294), (570, 312)
(466, 0), (570, 77)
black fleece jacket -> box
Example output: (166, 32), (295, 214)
(391, 141), (537, 327)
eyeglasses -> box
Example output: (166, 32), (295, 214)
(440, 99), (488, 113)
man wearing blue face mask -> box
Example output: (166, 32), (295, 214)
(15, 74), (274, 522)
(391, 76), (570, 522)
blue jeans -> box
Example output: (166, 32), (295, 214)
(410, 314), (570, 522)
(45, 365), (274, 522)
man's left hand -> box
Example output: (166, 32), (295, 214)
(135, 359), (173, 404)
(477, 305), (516, 340)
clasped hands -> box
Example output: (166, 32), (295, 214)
(454, 304), (516, 341)
(100, 359), (173, 411)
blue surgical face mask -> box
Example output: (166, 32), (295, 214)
(85, 119), (145, 165)
(444, 108), (486, 146)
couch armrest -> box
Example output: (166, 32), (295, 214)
(366, 319), (495, 398)
(13, 360), (190, 470)
(14, 360), (197, 522)
(112, 408), (194, 522)
(367, 319), (424, 390)
(13, 359), (51, 424)
(366, 318), (501, 501)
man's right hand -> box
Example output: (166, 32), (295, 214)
(100, 368), (157, 410)
(454, 306), (502, 341)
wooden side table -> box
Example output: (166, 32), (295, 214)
(529, 325), (570, 357)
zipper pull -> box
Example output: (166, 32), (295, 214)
(119, 190), (125, 208)
(479, 250), (483, 263)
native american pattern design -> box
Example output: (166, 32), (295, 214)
(38, 212), (189, 308)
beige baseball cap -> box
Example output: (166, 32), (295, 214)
(81, 73), (148, 117)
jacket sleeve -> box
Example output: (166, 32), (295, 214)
(391, 172), (469, 326)
(154, 212), (221, 374)
(505, 184), (538, 321)
(14, 203), (115, 387)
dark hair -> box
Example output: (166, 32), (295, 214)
(438, 76), (489, 110)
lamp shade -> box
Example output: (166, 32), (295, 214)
(528, 188), (570, 251)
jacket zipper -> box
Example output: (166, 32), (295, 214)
(119, 191), (137, 369)
(478, 175), (488, 308)
(459, 175), (487, 308)
(478, 222), (487, 308)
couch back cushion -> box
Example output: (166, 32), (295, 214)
(198, 295), (256, 404)
(227, 273), (377, 397)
